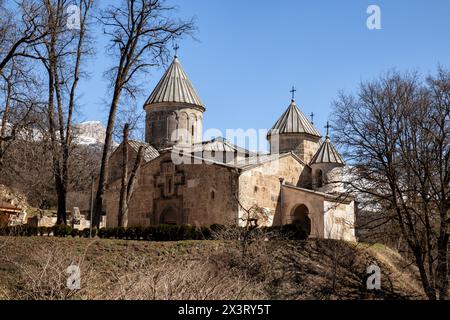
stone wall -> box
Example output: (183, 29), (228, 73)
(144, 103), (204, 150)
(276, 133), (321, 164)
(280, 184), (356, 240)
(105, 152), (239, 228)
(237, 155), (305, 227)
(280, 185), (325, 238)
(311, 163), (345, 193)
(107, 144), (143, 185)
(324, 199), (356, 241)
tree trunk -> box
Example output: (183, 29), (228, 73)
(437, 206), (449, 300)
(118, 124), (129, 227)
(123, 146), (144, 227)
(0, 76), (11, 166)
(93, 89), (122, 228)
(413, 246), (437, 300)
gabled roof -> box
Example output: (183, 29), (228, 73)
(310, 136), (345, 165)
(233, 152), (292, 170)
(127, 140), (160, 162)
(145, 56), (204, 108)
(110, 140), (160, 163)
(269, 100), (321, 137)
(191, 137), (255, 155)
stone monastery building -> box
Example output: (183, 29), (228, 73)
(105, 55), (356, 241)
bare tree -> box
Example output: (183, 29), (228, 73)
(30, 0), (94, 224)
(117, 123), (144, 227)
(92, 0), (195, 227)
(0, 58), (40, 168)
(0, 0), (48, 75)
(332, 68), (449, 300)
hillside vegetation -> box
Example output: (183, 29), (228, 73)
(0, 237), (425, 300)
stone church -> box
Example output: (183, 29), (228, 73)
(104, 55), (356, 241)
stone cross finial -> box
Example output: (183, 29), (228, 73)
(290, 86), (297, 101)
(325, 121), (331, 137)
(310, 112), (315, 125)
(173, 44), (180, 57)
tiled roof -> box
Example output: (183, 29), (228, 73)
(145, 56), (204, 108)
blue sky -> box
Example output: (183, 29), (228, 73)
(77, 0), (450, 146)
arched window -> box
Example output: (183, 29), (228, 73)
(211, 190), (215, 200)
(316, 169), (323, 188)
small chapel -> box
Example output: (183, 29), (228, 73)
(104, 54), (356, 241)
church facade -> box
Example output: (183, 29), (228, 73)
(104, 55), (356, 241)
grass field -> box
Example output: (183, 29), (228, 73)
(0, 237), (425, 300)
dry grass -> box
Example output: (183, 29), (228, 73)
(0, 237), (426, 300)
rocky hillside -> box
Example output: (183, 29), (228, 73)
(0, 237), (425, 300)
(72, 121), (107, 146)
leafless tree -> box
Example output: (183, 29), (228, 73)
(29, 0), (95, 224)
(92, 0), (195, 227)
(0, 58), (41, 168)
(0, 0), (48, 76)
(332, 68), (449, 300)
(117, 123), (144, 227)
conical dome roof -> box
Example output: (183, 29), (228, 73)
(145, 56), (204, 109)
(310, 136), (345, 165)
(269, 100), (321, 137)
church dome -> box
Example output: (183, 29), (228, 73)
(145, 56), (204, 110)
(268, 100), (321, 137)
(310, 136), (345, 165)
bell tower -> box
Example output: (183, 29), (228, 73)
(144, 53), (205, 150)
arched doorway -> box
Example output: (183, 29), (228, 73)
(160, 206), (177, 225)
(292, 204), (311, 237)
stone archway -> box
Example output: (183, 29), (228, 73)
(292, 204), (311, 237)
(160, 206), (178, 225)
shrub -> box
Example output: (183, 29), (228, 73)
(142, 226), (154, 240)
(279, 224), (309, 240)
(125, 226), (143, 240)
(38, 227), (50, 236)
(52, 224), (72, 237)
(70, 228), (80, 238)
(116, 227), (126, 239)
(20, 226), (38, 237)
(210, 224), (225, 232)
(80, 228), (96, 238)
(97, 228), (107, 239)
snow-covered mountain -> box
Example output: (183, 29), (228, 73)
(72, 121), (106, 146)
(1, 119), (111, 147)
